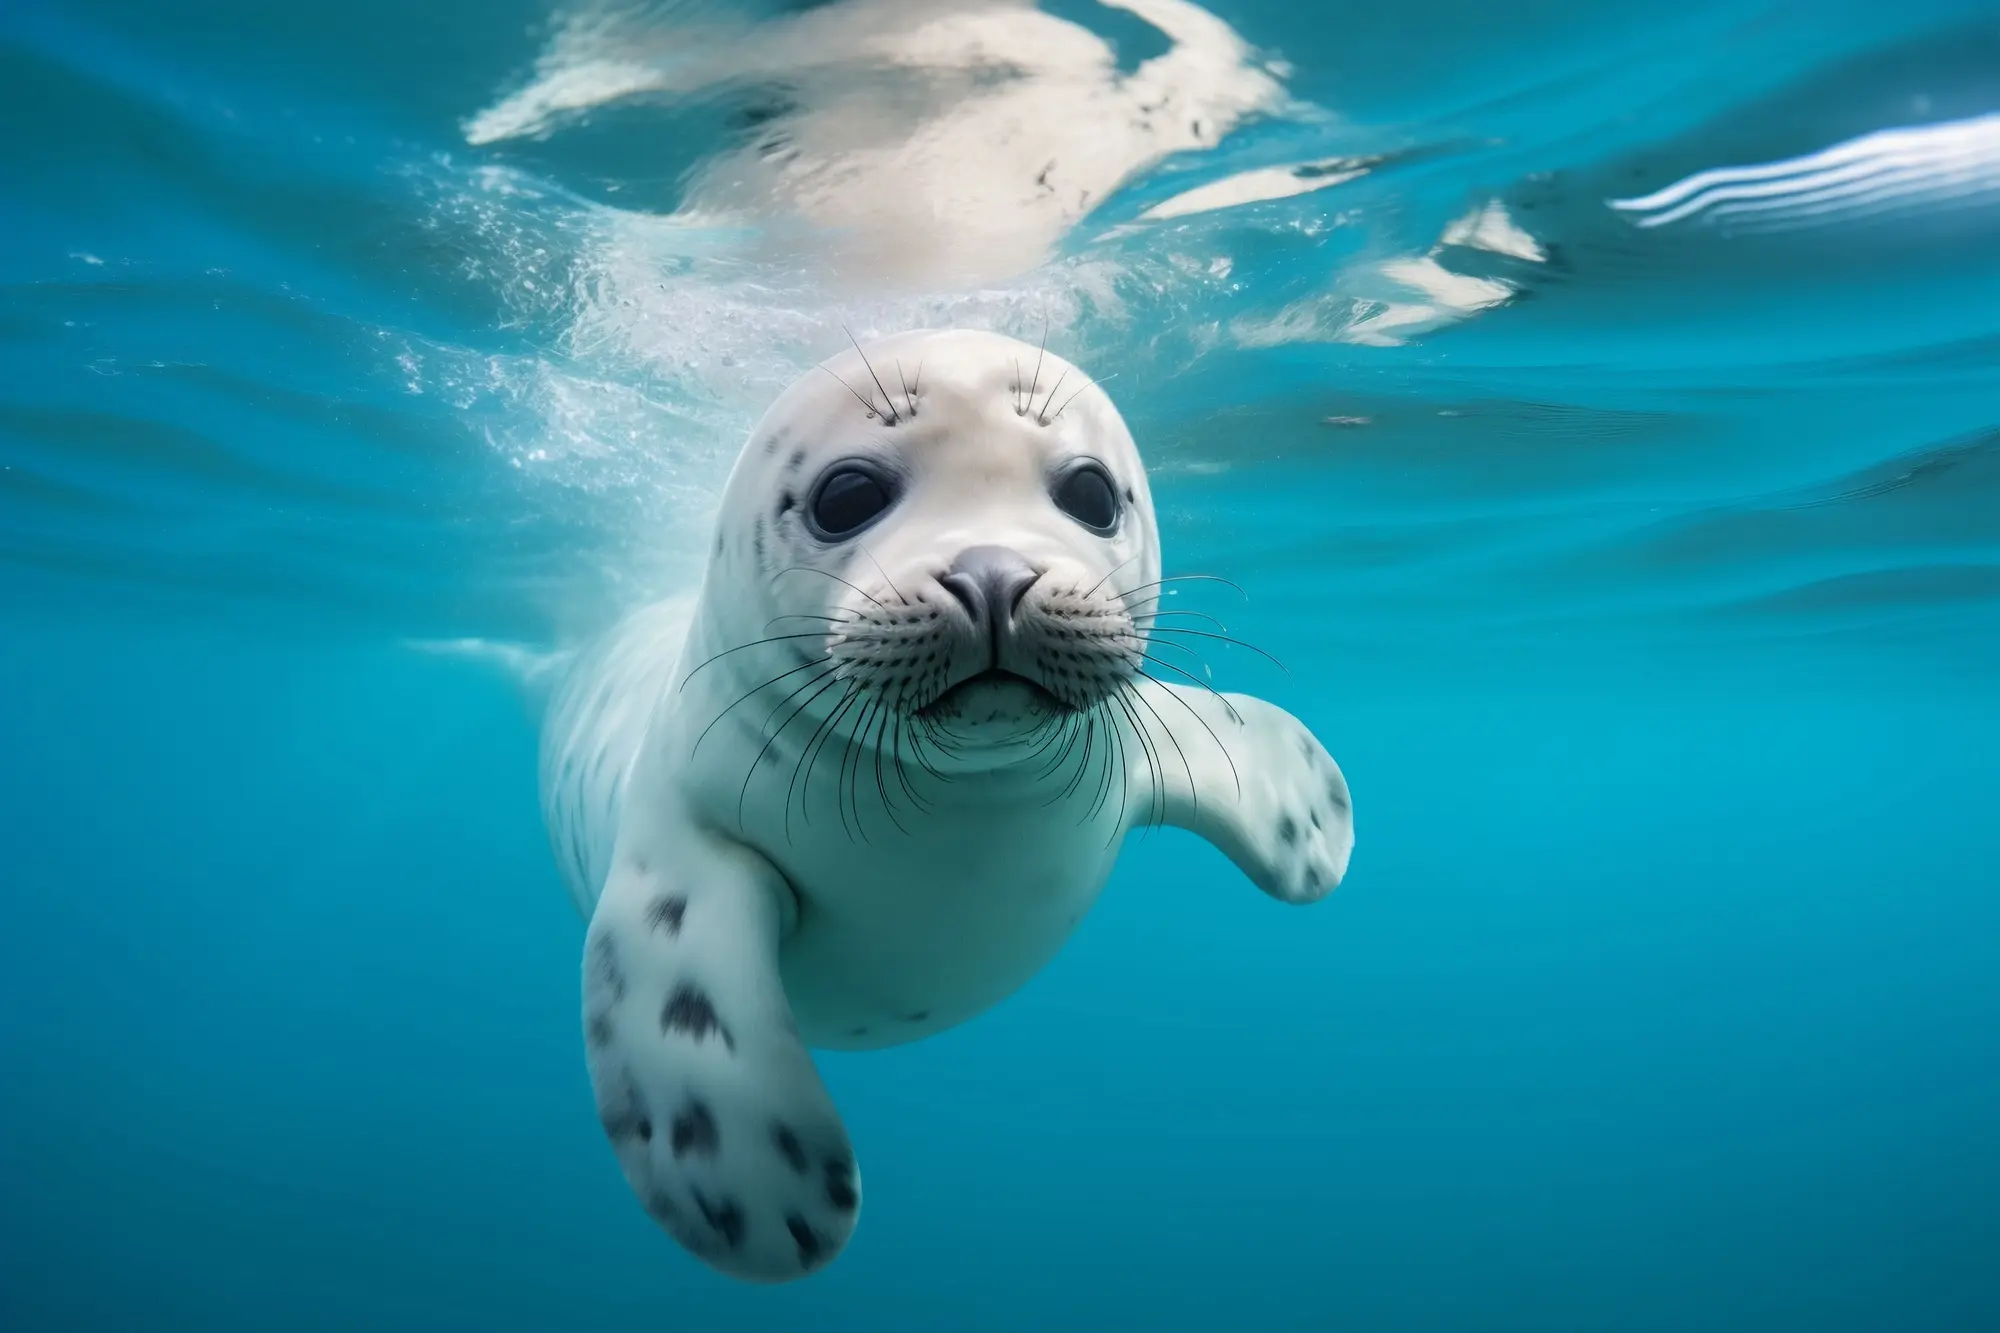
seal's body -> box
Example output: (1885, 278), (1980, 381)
(541, 329), (1354, 1281)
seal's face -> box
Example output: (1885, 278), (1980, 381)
(709, 329), (1161, 760)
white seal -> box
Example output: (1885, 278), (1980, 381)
(539, 328), (1354, 1281)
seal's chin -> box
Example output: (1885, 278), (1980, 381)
(920, 669), (1065, 736)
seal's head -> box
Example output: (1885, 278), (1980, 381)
(706, 328), (1160, 759)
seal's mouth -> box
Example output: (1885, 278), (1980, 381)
(919, 668), (1066, 719)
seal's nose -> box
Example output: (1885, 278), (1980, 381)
(941, 545), (1040, 654)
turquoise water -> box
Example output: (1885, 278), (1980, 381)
(5, 1), (1999, 1328)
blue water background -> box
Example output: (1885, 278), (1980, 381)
(4, 1), (1999, 1329)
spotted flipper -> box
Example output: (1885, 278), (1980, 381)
(1135, 682), (1354, 903)
(583, 824), (859, 1282)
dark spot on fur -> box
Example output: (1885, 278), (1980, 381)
(1124, 486), (1135, 501)
(824, 1157), (857, 1212)
(1278, 814), (1299, 846)
(778, 491), (795, 516)
(645, 895), (687, 936)
(902, 1009), (931, 1023)
(788, 1214), (825, 1266)
(587, 1012), (614, 1049)
(788, 447), (806, 471)
(1297, 733), (1315, 760)
(1301, 868), (1322, 895)
(671, 1100), (719, 1158)
(713, 534), (724, 555)
(676, 1225), (723, 1261)
(1310, 808), (1322, 830)
(597, 1069), (648, 1143)
(773, 1124), (809, 1173)
(662, 984), (736, 1052)
(1328, 780), (1350, 812)
(588, 935), (626, 1003)
(645, 1188), (679, 1222)
(848, 1025), (869, 1038)
(694, 1190), (747, 1249)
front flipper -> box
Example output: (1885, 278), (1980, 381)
(583, 823), (859, 1282)
(1133, 681), (1354, 903)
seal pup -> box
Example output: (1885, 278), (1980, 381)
(540, 328), (1354, 1281)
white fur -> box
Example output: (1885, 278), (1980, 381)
(541, 329), (1353, 1282)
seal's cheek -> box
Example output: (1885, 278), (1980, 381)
(734, 506), (821, 582)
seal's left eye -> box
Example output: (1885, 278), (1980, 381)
(809, 465), (894, 538)
(1052, 462), (1120, 534)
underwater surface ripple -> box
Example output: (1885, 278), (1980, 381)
(3, 1), (1997, 1330)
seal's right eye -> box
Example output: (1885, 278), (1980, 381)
(808, 465), (895, 539)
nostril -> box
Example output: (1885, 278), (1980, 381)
(1001, 567), (1037, 617)
(940, 571), (986, 621)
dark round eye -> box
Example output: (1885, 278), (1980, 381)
(1052, 462), (1120, 534)
(808, 465), (894, 539)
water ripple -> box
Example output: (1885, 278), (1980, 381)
(2, 0), (1996, 668)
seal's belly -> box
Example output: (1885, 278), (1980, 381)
(769, 823), (1121, 1051)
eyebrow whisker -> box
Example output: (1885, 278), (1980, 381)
(1035, 367), (1071, 426)
(819, 365), (884, 421)
(842, 324), (901, 425)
